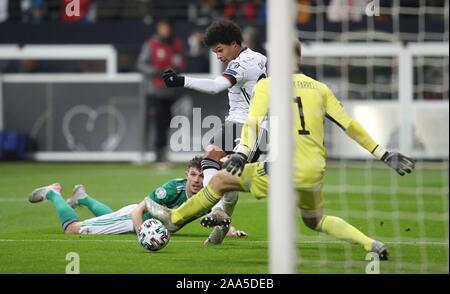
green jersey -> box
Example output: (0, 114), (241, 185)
(143, 178), (189, 220)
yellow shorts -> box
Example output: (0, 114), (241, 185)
(239, 162), (269, 199)
(239, 162), (324, 211)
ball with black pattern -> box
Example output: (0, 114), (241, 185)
(138, 218), (170, 251)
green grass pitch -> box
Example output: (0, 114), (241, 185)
(0, 161), (448, 274)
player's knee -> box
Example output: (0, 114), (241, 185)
(302, 217), (320, 231)
(64, 222), (80, 234)
(210, 170), (242, 195)
(300, 209), (324, 230)
(204, 145), (226, 163)
(301, 210), (324, 231)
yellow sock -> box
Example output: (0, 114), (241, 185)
(171, 185), (222, 224)
(317, 215), (374, 251)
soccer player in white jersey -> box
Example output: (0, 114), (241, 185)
(162, 19), (267, 245)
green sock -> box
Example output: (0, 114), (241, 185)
(46, 190), (78, 229)
(78, 196), (113, 217)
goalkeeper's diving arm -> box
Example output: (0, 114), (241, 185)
(345, 119), (415, 176)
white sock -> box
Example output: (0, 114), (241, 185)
(203, 168), (218, 186)
(201, 158), (221, 186)
(212, 191), (238, 216)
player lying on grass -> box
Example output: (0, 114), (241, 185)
(162, 19), (268, 245)
(145, 40), (416, 259)
(28, 156), (246, 237)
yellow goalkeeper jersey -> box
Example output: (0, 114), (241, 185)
(241, 73), (380, 188)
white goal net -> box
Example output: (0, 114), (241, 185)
(278, 0), (450, 273)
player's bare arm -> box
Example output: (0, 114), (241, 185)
(130, 200), (147, 233)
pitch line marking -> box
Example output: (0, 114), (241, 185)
(0, 239), (447, 246)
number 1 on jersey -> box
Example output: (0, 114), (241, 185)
(295, 96), (310, 135)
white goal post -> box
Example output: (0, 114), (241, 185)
(267, 0), (297, 274)
(0, 45), (118, 77)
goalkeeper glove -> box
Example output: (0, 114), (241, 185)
(381, 151), (415, 176)
(223, 153), (248, 176)
(162, 69), (185, 88)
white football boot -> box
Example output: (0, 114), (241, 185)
(28, 183), (62, 203)
(66, 184), (88, 208)
(144, 198), (183, 233)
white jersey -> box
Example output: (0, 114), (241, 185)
(223, 48), (267, 124)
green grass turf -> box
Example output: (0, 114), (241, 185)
(0, 161), (448, 274)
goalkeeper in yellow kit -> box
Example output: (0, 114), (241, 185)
(146, 40), (415, 259)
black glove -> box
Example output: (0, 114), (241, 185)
(223, 153), (248, 176)
(381, 152), (415, 176)
(162, 69), (185, 88)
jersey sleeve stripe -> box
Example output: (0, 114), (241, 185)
(371, 144), (380, 154)
(225, 69), (238, 76)
(241, 88), (251, 104)
(325, 113), (346, 131)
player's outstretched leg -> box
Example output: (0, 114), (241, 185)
(173, 185), (223, 224)
(146, 184), (224, 233)
(29, 183), (79, 231)
(308, 213), (389, 260)
(144, 198), (183, 233)
(67, 184), (113, 216)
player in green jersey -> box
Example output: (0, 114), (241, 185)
(28, 156), (246, 237)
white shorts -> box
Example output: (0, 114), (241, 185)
(79, 204), (138, 235)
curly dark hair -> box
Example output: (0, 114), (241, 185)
(203, 19), (242, 47)
(187, 156), (203, 171)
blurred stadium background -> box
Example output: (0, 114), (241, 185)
(0, 0), (448, 274)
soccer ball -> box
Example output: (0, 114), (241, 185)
(138, 218), (170, 251)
